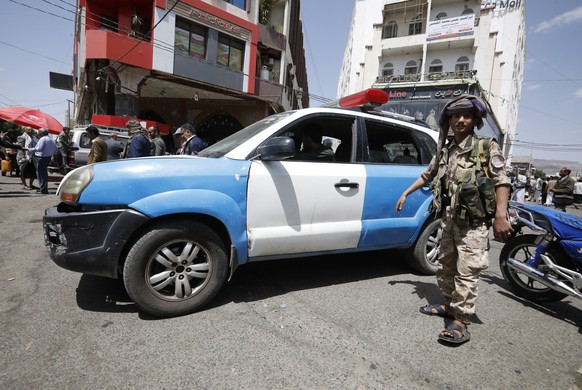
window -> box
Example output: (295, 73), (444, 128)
(223, 0), (246, 10)
(382, 63), (394, 77)
(436, 12), (447, 20)
(404, 60), (417, 75)
(217, 34), (245, 71)
(175, 19), (207, 60)
(461, 8), (474, 15)
(428, 59), (442, 73)
(364, 119), (436, 165)
(364, 119), (434, 165)
(274, 116), (355, 163)
(382, 21), (398, 39)
(408, 14), (422, 35)
(455, 56), (470, 71)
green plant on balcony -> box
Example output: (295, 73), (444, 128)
(259, 0), (275, 25)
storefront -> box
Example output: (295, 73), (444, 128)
(378, 82), (504, 145)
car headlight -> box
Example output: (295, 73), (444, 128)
(58, 165), (94, 204)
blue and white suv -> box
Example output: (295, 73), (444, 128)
(44, 90), (441, 317)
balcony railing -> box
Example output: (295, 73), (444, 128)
(376, 70), (477, 84)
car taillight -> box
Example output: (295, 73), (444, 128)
(67, 151), (76, 165)
(323, 89), (389, 109)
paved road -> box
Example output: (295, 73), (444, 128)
(1, 172), (581, 389)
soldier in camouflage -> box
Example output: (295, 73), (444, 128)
(395, 94), (513, 345)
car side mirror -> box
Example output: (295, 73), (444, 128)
(256, 137), (296, 161)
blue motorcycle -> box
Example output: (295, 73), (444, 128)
(499, 201), (582, 302)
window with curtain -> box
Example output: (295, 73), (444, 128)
(175, 19), (207, 60)
(217, 34), (245, 71)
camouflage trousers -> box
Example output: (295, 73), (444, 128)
(436, 218), (490, 324)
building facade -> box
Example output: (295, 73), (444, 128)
(338, 0), (525, 159)
(73, 0), (308, 144)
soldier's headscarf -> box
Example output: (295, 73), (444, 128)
(436, 94), (490, 159)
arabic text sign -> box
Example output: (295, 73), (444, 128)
(427, 14), (475, 41)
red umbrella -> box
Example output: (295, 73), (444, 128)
(0, 106), (64, 134)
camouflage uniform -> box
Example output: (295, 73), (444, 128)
(421, 134), (510, 324)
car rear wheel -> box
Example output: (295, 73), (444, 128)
(123, 221), (228, 317)
(406, 218), (441, 275)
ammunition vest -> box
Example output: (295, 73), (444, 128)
(431, 137), (496, 227)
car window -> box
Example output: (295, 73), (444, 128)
(273, 115), (357, 163)
(198, 112), (293, 158)
(363, 119), (435, 165)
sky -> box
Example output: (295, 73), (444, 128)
(1, 0), (581, 164)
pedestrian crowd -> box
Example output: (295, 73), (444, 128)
(508, 167), (580, 212)
(0, 119), (207, 195)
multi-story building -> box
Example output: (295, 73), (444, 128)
(73, 0), (308, 143)
(338, 0), (525, 159)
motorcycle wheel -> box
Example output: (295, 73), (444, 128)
(499, 234), (568, 302)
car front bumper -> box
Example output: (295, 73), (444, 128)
(43, 206), (149, 278)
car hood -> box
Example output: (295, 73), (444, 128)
(78, 156), (252, 206)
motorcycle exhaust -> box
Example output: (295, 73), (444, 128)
(507, 258), (582, 300)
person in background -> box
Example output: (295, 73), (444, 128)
(123, 120), (152, 158)
(541, 177), (549, 206)
(293, 124), (335, 161)
(573, 177), (582, 209)
(174, 123), (205, 155)
(534, 175), (543, 203)
(17, 127), (37, 190)
(85, 125), (108, 164)
(550, 167), (576, 212)
(511, 168), (527, 203)
(392, 147), (418, 164)
(396, 94), (512, 345)
(148, 125), (166, 156)
(545, 175), (558, 206)
(25, 128), (57, 194)
(105, 133), (124, 160)
(56, 126), (72, 169)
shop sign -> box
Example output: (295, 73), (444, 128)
(434, 89), (465, 99)
(172, 0), (251, 40)
(188, 8), (249, 39)
(481, 0), (522, 11)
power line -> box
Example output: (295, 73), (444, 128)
(0, 40), (69, 64)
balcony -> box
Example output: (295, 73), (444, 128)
(255, 78), (284, 103)
(85, 29), (153, 69)
(258, 23), (286, 51)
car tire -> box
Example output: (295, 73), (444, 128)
(123, 221), (228, 317)
(406, 218), (441, 275)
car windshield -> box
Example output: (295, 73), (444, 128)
(198, 112), (294, 158)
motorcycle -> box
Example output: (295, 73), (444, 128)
(499, 201), (582, 302)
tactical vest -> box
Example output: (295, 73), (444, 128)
(432, 137), (497, 227)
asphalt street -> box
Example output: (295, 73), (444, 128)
(0, 172), (581, 389)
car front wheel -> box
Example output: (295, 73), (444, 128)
(123, 221), (228, 317)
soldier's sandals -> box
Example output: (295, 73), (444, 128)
(419, 304), (454, 319)
(438, 322), (471, 345)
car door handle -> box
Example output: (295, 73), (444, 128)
(335, 182), (359, 189)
